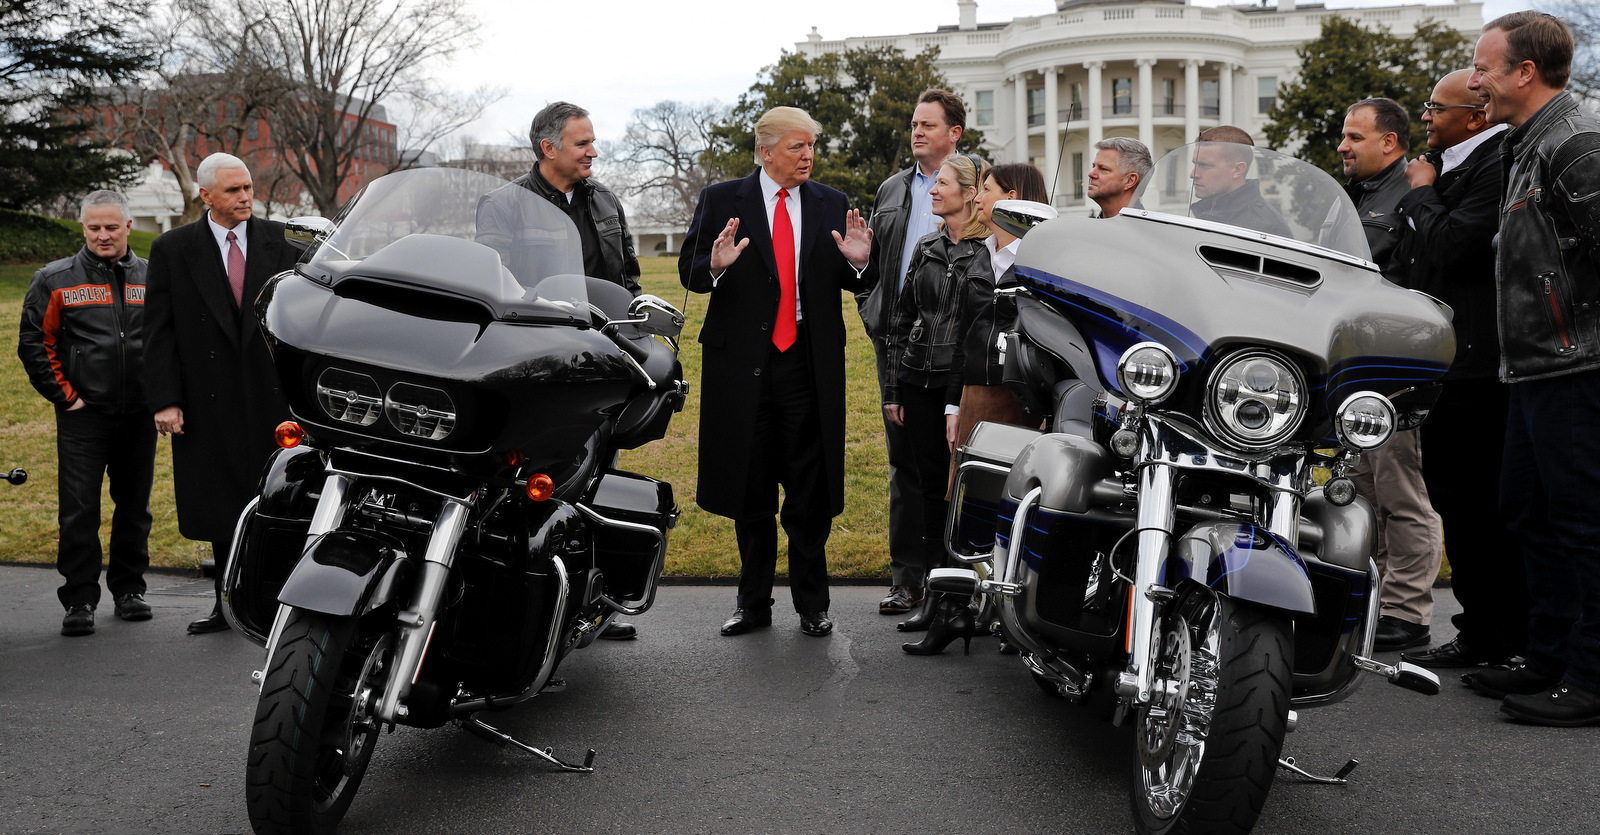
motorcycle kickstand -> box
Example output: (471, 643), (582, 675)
(1277, 755), (1359, 785)
(456, 714), (596, 773)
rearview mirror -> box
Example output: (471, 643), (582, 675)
(623, 294), (684, 339)
(284, 216), (335, 247)
(991, 200), (1058, 239)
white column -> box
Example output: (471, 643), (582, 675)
(631, 233), (641, 256)
(1012, 72), (1030, 164)
(1219, 63), (1235, 126)
(1043, 66), (1060, 203)
(665, 232), (676, 253)
(1086, 60), (1104, 150)
(1137, 58), (1155, 153)
(1184, 59), (1201, 142)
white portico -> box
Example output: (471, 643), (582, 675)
(797, 0), (1485, 215)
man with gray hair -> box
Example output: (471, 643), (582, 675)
(1086, 137), (1151, 218)
(19, 190), (155, 636)
(513, 101), (641, 296)
(144, 152), (299, 634)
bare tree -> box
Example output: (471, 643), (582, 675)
(609, 100), (726, 228)
(240, 0), (488, 215)
(1538, 1), (1598, 104)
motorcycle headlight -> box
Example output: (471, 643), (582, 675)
(316, 368), (382, 427)
(1116, 342), (1180, 405)
(384, 382), (457, 441)
(1205, 350), (1305, 449)
(1334, 392), (1396, 451)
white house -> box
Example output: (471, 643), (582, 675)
(796, 0), (1485, 214)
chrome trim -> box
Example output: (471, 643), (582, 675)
(323, 466), (470, 503)
(944, 459), (1012, 564)
(375, 497), (471, 722)
(452, 554), (572, 715)
(1119, 208), (1379, 272)
(1129, 462), (1176, 706)
(1140, 414), (1305, 494)
(220, 497), (263, 644)
(575, 503), (664, 616)
(1290, 558), (1379, 708)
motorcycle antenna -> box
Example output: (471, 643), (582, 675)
(1046, 102), (1077, 207)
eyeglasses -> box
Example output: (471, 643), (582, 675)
(1422, 101), (1486, 114)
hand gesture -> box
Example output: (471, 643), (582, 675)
(710, 218), (750, 273)
(1405, 155), (1437, 189)
(832, 209), (873, 270)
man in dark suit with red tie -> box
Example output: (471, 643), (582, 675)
(144, 152), (300, 634)
(679, 106), (873, 637)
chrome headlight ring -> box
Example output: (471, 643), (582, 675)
(1333, 391), (1396, 452)
(1116, 341), (1181, 405)
(1203, 349), (1306, 450)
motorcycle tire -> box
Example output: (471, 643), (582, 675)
(247, 608), (391, 835)
(1130, 593), (1291, 835)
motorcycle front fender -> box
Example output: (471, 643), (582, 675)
(1163, 521), (1316, 616)
(277, 530), (411, 618)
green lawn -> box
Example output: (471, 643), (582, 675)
(0, 256), (896, 579)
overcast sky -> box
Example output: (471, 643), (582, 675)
(439, 0), (1537, 148)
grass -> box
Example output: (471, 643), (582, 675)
(0, 255), (895, 579)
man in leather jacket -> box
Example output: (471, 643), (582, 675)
(861, 89), (965, 616)
(513, 101), (641, 296)
(1461, 12), (1600, 727)
(1391, 71), (1528, 671)
(1339, 97), (1445, 653)
(17, 190), (155, 636)
(1187, 126), (1292, 239)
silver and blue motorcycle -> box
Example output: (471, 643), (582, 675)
(942, 143), (1450, 835)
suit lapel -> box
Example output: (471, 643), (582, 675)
(186, 219), (242, 345)
(736, 171), (779, 281)
(798, 180), (824, 279)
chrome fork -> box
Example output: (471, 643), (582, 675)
(372, 497), (471, 723)
(1121, 463), (1175, 707)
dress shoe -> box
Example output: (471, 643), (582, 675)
(1373, 615), (1430, 652)
(599, 621), (637, 640)
(1462, 659), (1562, 699)
(1501, 681), (1600, 727)
(187, 603), (230, 635)
(1402, 636), (1507, 669)
(719, 607), (771, 636)
(799, 611), (833, 637)
(114, 593), (152, 622)
(879, 585), (920, 615)
(61, 605), (95, 637)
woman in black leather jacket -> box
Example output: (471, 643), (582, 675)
(881, 154), (993, 653)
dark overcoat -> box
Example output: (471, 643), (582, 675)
(678, 171), (866, 520)
(144, 215), (297, 542)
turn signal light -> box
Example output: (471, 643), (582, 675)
(525, 473), (554, 502)
(275, 421), (306, 449)
(506, 448), (526, 468)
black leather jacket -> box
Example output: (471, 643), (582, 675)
(1190, 180), (1293, 240)
(883, 231), (993, 407)
(1346, 156), (1412, 275)
(860, 166), (917, 340)
(18, 246), (148, 411)
(513, 166), (641, 295)
(1494, 92), (1600, 382)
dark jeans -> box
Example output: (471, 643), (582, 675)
(897, 381), (953, 581)
(873, 337), (925, 586)
(734, 328), (832, 614)
(1501, 371), (1600, 690)
(55, 405), (156, 609)
(1421, 377), (1528, 654)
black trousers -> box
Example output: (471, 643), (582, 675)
(1420, 377), (1528, 655)
(873, 337), (926, 586)
(55, 405), (156, 609)
(897, 381), (953, 580)
(734, 328), (832, 614)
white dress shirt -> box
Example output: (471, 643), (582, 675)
(206, 213), (248, 265)
(758, 168), (805, 321)
(1441, 123), (1508, 175)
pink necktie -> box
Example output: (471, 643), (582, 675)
(772, 188), (796, 352)
(225, 230), (245, 307)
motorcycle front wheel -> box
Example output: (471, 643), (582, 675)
(1130, 592), (1291, 835)
(247, 608), (393, 835)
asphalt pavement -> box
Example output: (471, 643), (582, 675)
(1, 564), (1594, 835)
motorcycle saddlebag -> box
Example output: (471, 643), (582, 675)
(585, 469), (676, 604)
(949, 422), (1042, 560)
(224, 447), (322, 645)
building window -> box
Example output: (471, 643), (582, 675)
(1162, 79), (1176, 116)
(1028, 87), (1045, 127)
(1258, 76), (1278, 114)
(247, 119), (259, 141)
(1072, 151), (1084, 199)
(974, 90), (994, 127)
(1112, 78), (1132, 115)
(1203, 79), (1220, 118)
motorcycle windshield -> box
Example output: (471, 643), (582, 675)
(305, 167), (590, 317)
(1132, 143), (1371, 262)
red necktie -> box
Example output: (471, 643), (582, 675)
(225, 230), (245, 307)
(772, 188), (796, 351)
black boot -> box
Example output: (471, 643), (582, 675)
(896, 587), (937, 632)
(902, 597), (976, 656)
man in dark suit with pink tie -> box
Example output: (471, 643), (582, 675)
(679, 106), (873, 637)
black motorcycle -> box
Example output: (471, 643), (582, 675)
(220, 168), (686, 835)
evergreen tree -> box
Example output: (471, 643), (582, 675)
(1262, 16), (1472, 178)
(704, 46), (985, 209)
(0, 0), (155, 210)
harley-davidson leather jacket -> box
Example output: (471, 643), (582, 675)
(1494, 92), (1600, 383)
(18, 246), (148, 411)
